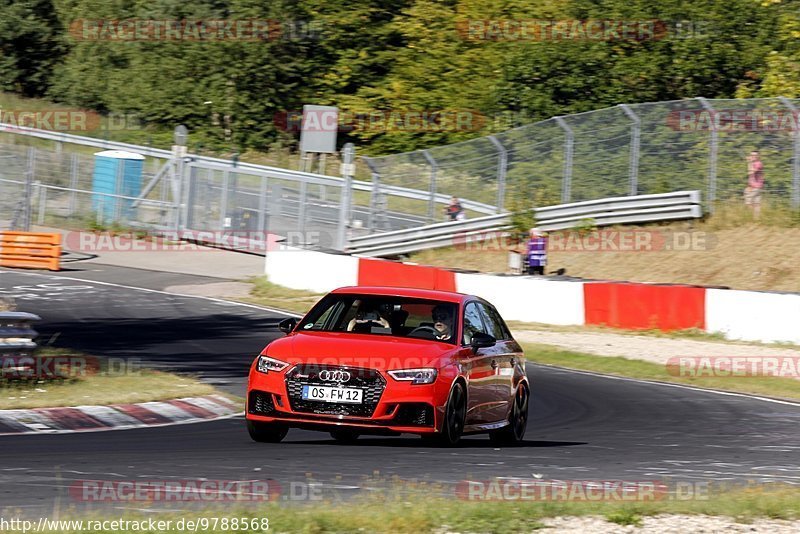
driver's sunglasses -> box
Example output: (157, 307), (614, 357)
(432, 312), (450, 321)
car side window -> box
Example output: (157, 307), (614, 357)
(477, 303), (509, 341)
(462, 302), (487, 345)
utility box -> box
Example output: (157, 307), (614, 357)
(91, 150), (145, 222)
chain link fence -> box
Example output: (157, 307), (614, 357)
(2, 97), (798, 254)
(366, 97), (800, 216)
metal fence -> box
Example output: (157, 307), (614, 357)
(2, 97), (798, 254)
(365, 97), (800, 215)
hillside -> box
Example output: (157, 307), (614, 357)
(411, 215), (800, 293)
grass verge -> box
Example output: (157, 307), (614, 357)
(38, 484), (800, 533)
(522, 342), (800, 401)
(238, 276), (322, 315)
(1, 348), (228, 410)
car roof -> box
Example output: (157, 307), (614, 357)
(332, 286), (469, 304)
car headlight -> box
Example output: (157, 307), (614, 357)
(256, 355), (289, 374)
(388, 368), (438, 385)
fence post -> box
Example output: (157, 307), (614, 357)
(363, 157), (380, 234)
(619, 104), (641, 196)
(337, 143), (356, 251)
(37, 186), (47, 225)
(423, 150), (438, 223)
(697, 97), (718, 213)
(298, 177), (308, 237)
(220, 170), (230, 230)
(779, 97), (800, 210)
(258, 175), (268, 244)
(555, 117), (574, 203)
(68, 154), (79, 216)
(488, 135), (507, 213)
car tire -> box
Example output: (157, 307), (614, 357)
(489, 383), (529, 446)
(330, 429), (360, 443)
(247, 420), (288, 443)
(438, 381), (467, 446)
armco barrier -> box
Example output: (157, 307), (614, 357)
(263, 248), (799, 344)
(0, 232), (61, 271)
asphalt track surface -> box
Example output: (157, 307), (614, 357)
(1, 265), (800, 515)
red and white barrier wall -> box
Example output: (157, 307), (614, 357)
(265, 248), (800, 344)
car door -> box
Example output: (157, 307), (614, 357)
(460, 301), (501, 425)
(476, 302), (516, 422)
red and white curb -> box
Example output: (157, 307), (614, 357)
(0, 394), (241, 435)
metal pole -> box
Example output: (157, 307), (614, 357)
(619, 104), (641, 196)
(298, 178), (308, 236)
(423, 150), (438, 222)
(697, 97), (718, 213)
(555, 117), (574, 203)
(220, 170), (230, 230)
(68, 154), (78, 216)
(780, 97), (800, 209)
(337, 143), (355, 251)
(37, 186), (46, 225)
(363, 157), (380, 234)
(488, 135), (507, 212)
(23, 147), (35, 231)
(258, 175), (268, 242)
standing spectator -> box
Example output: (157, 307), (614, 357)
(526, 228), (548, 275)
(444, 196), (464, 221)
(745, 150), (764, 218)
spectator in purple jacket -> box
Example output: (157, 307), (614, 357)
(526, 228), (547, 275)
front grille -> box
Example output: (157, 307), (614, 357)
(285, 364), (386, 417)
(393, 403), (435, 427)
(248, 390), (276, 416)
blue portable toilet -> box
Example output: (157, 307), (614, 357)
(91, 150), (145, 222)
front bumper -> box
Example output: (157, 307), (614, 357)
(246, 364), (451, 435)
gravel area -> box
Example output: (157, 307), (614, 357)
(539, 514), (799, 533)
(513, 329), (800, 365)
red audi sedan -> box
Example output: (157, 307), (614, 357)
(246, 286), (529, 446)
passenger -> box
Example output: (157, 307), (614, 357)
(347, 301), (390, 331)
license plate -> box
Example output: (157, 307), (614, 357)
(302, 385), (363, 404)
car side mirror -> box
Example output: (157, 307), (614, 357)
(471, 332), (496, 350)
(278, 318), (297, 334)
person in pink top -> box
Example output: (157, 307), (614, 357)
(745, 150), (764, 218)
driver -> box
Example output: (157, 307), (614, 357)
(431, 304), (453, 341)
(347, 301), (390, 331)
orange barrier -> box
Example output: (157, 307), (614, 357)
(0, 231), (61, 271)
(358, 258), (457, 292)
(584, 282), (706, 331)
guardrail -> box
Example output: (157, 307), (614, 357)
(346, 190), (702, 257)
(0, 122), (498, 216)
(0, 231), (62, 271)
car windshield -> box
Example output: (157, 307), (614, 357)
(298, 294), (459, 344)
